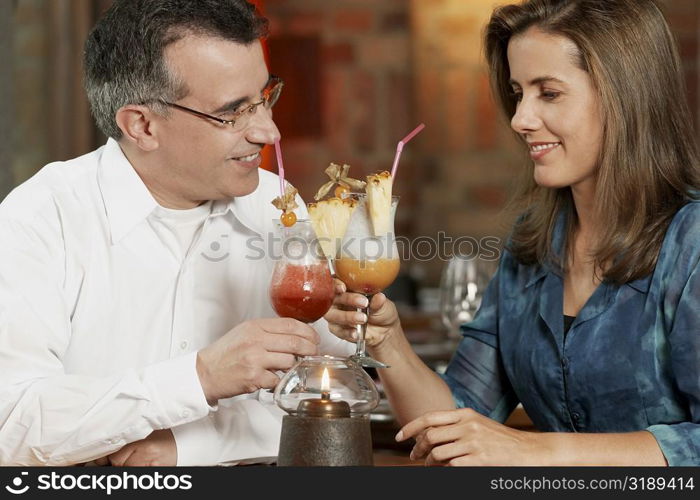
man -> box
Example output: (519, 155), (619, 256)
(0, 0), (350, 466)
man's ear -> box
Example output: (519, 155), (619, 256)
(115, 105), (160, 151)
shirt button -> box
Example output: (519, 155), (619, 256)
(182, 409), (191, 418)
(571, 412), (581, 423)
(180, 341), (189, 350)
(561, 357), (569, 370)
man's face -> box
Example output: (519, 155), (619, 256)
(155, 36), (280, 206)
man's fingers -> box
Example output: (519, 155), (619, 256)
(257, 352), (298, 372)
(93, 456), (110, 466)
(263, 333), (319, 357)
(258, 318), (319, 343)
(396, 410), (463, 441)
(257, 369), (283, 390)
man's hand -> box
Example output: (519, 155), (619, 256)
(396, 408), (545, 466)
(196, 318), (320, 404)
(94, 429), (177, 466)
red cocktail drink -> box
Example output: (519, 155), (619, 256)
(270, 262), (334, 323)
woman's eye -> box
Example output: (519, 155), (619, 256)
(510, 90), (523, 102)
(541, 91), (560, 100)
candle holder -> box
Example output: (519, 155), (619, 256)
(274, 355), (380, 466)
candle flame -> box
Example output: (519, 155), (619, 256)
(321, 367), (330, 393)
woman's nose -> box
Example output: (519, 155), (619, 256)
(510, 97), (541, 134)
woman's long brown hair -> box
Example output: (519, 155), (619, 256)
(485, 0), (700, 283)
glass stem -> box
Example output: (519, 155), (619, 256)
(354, 294), (372, 357)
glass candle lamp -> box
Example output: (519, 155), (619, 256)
(274, 356), (380, 466)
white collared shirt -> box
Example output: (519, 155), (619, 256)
(0, 138), (352, 466)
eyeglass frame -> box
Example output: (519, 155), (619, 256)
(159, 75), (284, 129)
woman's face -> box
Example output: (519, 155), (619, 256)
(507, 27), (603, 191)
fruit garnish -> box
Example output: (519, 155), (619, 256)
(334, 184), (350, 198)
(271, 185), (299, 226)
(366, 171), (393, 236)
(308, 197), (357, 258)
(314, 163), (366, 201)
(280, 211), (297, 227)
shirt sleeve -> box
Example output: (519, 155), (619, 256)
(646, 251), (700, 465)
(439, 261), (519, 423)
(0, 220), (210, 465)
(172, 394), (285, 466)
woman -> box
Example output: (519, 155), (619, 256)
(326, 0), (700, 466)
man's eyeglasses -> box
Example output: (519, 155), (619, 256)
(161, 76), (283, 132)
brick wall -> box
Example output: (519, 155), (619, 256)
(261, 0), (417, 237)
(409, 0), (519, 284)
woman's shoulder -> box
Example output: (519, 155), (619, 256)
(665, 200), (700, 243)
(657, 200), (700, 271)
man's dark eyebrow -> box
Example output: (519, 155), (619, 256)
(508, 76), (566, 86)
(211, 76), (273, 115)
(211, 97), (247, 115)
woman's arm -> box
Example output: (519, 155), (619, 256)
(397, 408), (667, 466)
(324, 285), (456, 424)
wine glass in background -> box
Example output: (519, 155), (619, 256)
(439, 255), (497, 339)
(334, 193), (400, 368)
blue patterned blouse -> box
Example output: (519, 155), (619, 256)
(441, 200), (700, 465)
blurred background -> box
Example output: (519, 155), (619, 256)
(3, 0), (700, 301)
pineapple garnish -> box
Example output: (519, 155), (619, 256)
(314, 163), (366, 201)
(366, 171), (393, 236)
(308, 197), (357, 258)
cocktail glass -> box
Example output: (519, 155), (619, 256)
(334, 194), (400, 368)
(269, 220), (335, 325)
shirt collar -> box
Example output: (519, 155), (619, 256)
(626, 274), (652, 293)
(98, 140), (273, 242)
(524, 211), (568, 288)
(524, 265), (548, 288)
(521, 210), (653, 294)
(97, 138), (158, 244)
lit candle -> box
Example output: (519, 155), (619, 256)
(321, 366), (331, 400)
(296, 368), (351, 418)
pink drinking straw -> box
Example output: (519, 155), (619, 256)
(390, 123), (425, 181)
(274, 139), (286, 197)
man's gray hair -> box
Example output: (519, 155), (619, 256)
(84, 0), (268, 140)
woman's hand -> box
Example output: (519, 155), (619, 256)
(396, 408), (549, 466)
(324, 279), (401, 349)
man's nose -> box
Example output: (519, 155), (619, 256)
(245, 106), (281, 145)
